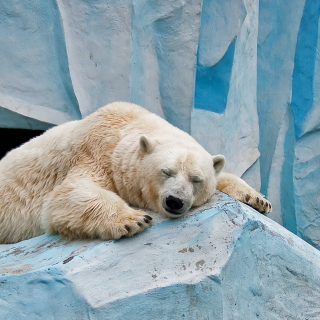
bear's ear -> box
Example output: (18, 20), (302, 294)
(139, 135), (156, 154)
(212, 154), (226, 175)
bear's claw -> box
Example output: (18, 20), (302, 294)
(143, 215), (153, 223)
(112, 210), (153, 240)
(244, 193), (272, 214)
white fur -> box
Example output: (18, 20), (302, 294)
(0, 102), (271, 243)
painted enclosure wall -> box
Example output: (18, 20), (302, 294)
(0, 0), (319, 248)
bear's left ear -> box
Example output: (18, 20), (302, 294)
(212, 154), (226, 175)
(139, 135), (156, 154)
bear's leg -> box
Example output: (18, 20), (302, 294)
(41, 177), (152, 240)
(217, 172), (272, 213)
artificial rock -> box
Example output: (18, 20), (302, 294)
(0, 1), (319, 247)
(1, 192), (320, 319)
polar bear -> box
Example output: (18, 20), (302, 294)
(0, 102), (271, 243)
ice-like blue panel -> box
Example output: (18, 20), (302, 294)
(1, 193), (320, 319)
(55, 0), (201, 132)
(0, 0), (319, 250)
(0, 107), (53, 130)
(150, 1), (202, 132)
(0, 0), (201, 132)
(257, 0), (320, 248)
(280, 107), (297, 234)
(293, 23), (320, 248)
(192, 0), (260, 182)
(194, 0), (246, 114)
(291, 0), (320, 139)
(0, 0), (81, 125)
(197, 0), (246, 66)
(257, 0), (305, 196)
(194, 39), (235, 113)
(294, 131), (320, 249)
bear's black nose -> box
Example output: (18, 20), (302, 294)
(166, 196), (183, 211)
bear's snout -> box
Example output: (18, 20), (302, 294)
(166, 195), (183, 210)
(164, 195), (184, 215)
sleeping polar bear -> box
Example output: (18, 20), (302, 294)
(0, 102), (271, 243)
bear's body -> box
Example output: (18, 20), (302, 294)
(0, 102), (271, 243)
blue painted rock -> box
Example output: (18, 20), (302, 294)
(1, 192), (320, 319)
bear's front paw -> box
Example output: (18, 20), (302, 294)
(243, 193), (272, 214)
(101, 210), (153, 240)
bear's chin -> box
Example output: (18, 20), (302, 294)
(164, 208), (185, 217)
(159, 207), (190, 219)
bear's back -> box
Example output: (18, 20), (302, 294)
(92, 102), (196, 147)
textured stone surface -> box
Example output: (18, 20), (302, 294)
(1, 192), (320, 320)
(0, 1), (319, 247)
(192, 0), (260, 183)
(257, 0), (320, 248)
(0, 0), (201, 133)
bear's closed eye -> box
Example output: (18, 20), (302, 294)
(190, 177), (203, 183)
(162, 169), (173, 177)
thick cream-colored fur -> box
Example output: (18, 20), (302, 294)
(217, 172), (271, 213)
(0, 102), (271, 244)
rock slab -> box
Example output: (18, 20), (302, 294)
(1, 193), (320, 320)
(0, 0), (319, 248)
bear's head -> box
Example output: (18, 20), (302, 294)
(138, 135), (225, 218)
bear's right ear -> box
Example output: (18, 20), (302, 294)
(212, 154), (226, 175)
(139, 135), (156, 154)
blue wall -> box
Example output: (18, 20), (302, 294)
(0, 0), (319, 248)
